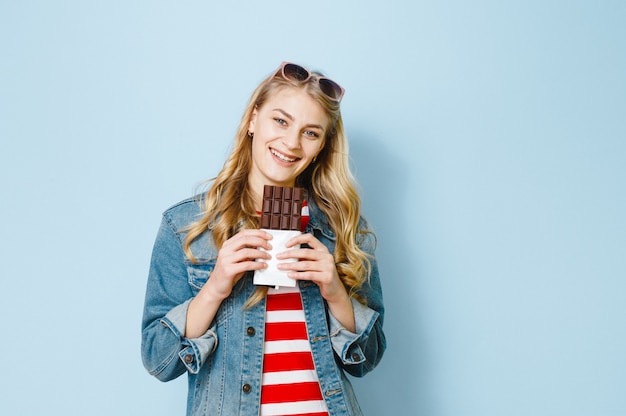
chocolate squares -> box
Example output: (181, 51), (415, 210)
(261, 185), (304, 231)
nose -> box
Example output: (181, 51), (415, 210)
(282, 130), (301, 150)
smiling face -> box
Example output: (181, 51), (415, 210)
(247, 87), (329, 195)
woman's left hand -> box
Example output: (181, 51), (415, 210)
(276, 233), (344, 301)
(276, 233), (356, 332)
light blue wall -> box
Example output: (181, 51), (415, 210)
(1, 1), (624, 415)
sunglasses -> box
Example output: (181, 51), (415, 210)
(273, 62), (345, 103)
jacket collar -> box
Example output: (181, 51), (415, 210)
(305, 196), (336, 241)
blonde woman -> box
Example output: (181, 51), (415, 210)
(141, 62), (385, 416)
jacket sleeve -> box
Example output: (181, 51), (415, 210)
(328, 222), (386, 377)
(141, 215), (218, 382)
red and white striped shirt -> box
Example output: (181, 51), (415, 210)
(260, 286), (329, 416)
(260, 200), (329, 416)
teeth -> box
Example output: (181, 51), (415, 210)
(271, 149), (296, 162)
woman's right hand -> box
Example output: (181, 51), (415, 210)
(186, 229), (272, 338)
(202, 229), (273, 301)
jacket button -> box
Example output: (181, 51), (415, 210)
(351, 352), (361, 361)
(246, 326), (256, 336)
(183, 354), (194, 364)
(242, 383), (252, 393)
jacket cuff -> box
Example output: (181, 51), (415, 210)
(328, 298), (379, 364)
(160, 300), (219, 374)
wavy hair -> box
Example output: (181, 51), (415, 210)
(183, 65), (372, 307)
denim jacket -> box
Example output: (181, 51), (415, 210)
(141, 194), (386, 416)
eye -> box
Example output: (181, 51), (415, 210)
(274, 118), (287, 126)
(303, 130), (320, 139)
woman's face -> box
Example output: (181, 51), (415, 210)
(247, 87), (329, 192)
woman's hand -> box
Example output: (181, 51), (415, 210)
(206, 229), (273, 300)
(276, 233), (356, 332)
(186, 229), (272, 338)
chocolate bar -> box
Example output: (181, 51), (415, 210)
(254, 185), (304, 288)
(260, 185), (304, 231)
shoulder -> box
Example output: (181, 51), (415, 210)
(159, 193), (217, 261)
(356, 215), (377, 252)
(162, 193), (207, 230)
(307, 197), (376, 244)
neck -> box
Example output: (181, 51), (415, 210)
(248, 183), (263, 213)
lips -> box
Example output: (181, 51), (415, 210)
(270, 148), (299, 163)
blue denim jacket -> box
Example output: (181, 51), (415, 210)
(141, 195), (386, 416)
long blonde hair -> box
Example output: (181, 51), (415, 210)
(184, 65), (372, 306)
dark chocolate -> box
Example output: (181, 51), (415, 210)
(260, 185), (303, 230)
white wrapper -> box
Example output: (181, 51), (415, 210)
(253, 229), (301, 288)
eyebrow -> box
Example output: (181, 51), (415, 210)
(272, 108), (326, 131)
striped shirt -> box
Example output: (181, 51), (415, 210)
(260, 199), (329, 416)
(260, 286), (329, 416)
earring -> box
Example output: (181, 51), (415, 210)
(247, 130), (254, 139)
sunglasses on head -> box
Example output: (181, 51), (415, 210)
(273, 62), (345, 103)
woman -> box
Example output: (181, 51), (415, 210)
(141, 62), (385, 416)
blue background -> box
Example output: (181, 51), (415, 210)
(1, 1), (624, 415)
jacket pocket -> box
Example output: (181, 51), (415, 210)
(187, 263), (215, 292)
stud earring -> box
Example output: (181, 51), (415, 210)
(247, 130), (254, 139)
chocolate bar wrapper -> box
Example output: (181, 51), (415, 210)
(253, 229), (301, 288)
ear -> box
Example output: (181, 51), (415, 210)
(248, 107), (258, 134)
(311, 145), (324, 163)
